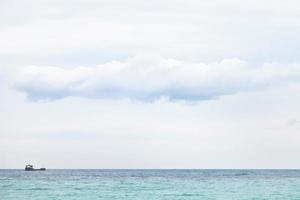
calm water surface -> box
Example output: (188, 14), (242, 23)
(1, 169), (300, 199)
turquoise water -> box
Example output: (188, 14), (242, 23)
(1, 170), (300, 199)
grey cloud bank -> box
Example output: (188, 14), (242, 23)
(14, 57), (300, 101)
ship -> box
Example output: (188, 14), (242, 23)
(25, 164), (46, 171)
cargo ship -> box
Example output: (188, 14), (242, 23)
(25, 164), (46, 171)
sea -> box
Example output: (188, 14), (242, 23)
(1, 169), (300, 199)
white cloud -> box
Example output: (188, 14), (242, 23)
(14, 56), (300, 101)
(1, 0), (300, 64)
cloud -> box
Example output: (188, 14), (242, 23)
(1, 0), (300, 64)
(13, 56), (300, 101)
(288, 119), (300, 126)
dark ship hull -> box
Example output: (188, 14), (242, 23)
(25, 168), (46, 171)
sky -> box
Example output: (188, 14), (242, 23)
(1, 0), (300, 169)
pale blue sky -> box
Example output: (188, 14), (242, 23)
(1, 0), (300, 168)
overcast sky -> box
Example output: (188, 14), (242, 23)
(1, 0), (300, 169)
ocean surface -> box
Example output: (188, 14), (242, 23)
(1, 169), (300, 199)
